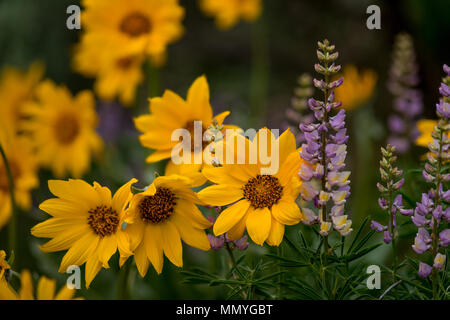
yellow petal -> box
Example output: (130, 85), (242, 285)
(134, 243), (150, 278)
(58, 232), (99, 273)
(36, 277), (56, 300)
(19, 270), (34, 300)
(172, 214), (210, 250)
(197, 185), (243, 206)
(112, 178), (138, 216)
(175, 199), (212, 229)
(246, 207), (271, 245)
(144, 224), (164, 274)
(160, 221), (183, 267)
(271, 200), (302, 225)
(85, 256), (103, 289)
(266, 217), (285, 246)
(213, 200), (250, 236)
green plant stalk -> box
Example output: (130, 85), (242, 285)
(117, 259), (131, 300)
(388, 181), (397, 282)
(147, 61), (160, 98)
(0, 143), (17, 265)
(224, 242), (247, 299)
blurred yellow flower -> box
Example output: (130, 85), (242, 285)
(31, 178), (137, 288)
(81, 0), (184, 65)
(198, 128), (303, 246)
(0, 270), (79, 300)
(415, 119), (437, 148)
(199, 0), (262, 30)
(0, 62), (44, 135)
(134, 75), (233, 179)
(0, 250), (10, 280)
(125, 175), (211, 277)
(21, 80), (103, 178)
(0, 130), (39, 230)
(73, 36), (145, 106)
(334, 65), (377, 111)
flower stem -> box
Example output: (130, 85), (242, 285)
(0, 143), (17, 264)
(147, 62), (160, 98)
(117, 259), (131, 300)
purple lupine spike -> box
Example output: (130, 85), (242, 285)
(370, 220), (387, 232)
(208, 234), (225, 250)
(383, 231), (393, 244)
(233, 236), (249, 251)
(439, 229), (450, 247)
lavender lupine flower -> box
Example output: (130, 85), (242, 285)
(373, 145), (411, 245)
(411, 65), (450, 283)
(282, 73), (315, 144)
(387, 33), (423, 154)
(298, 39), (352, 241)
(418, 262), (433, 278)
(208, 234), (225, 250)
(207, 215), (248, 251)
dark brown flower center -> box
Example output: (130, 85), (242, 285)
(120, 12), (151, 37)
(139, 187), (176, 224)
(116, 57), (134, 70)
(184, 120), (208, 153)
(242, 175), (283, 209)
(87, 205), (120, 237)
(54, 113), (80, 145)
(0, 160), (21, 192)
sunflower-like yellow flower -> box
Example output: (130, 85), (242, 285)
(0, 251), (10, 280)
(73, 36), (144, 106)
(31, 178), (136, 288)
(415, 119), (437, 148)
(0, 130), (39, 229)
(0, 270), (79, 300)
(124, 175), (211, 277)
(334, 65), (377, 111)
(21, 80), (103, 178)
(0, 62), (44, 135)
(81, 0), (184, 65)
(199, 0), (262, 30)
(134, 75), (233, 184)
(198, 128), (303, 246)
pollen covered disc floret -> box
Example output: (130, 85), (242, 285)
(87, 205), (120, 237)
(120, 11), (152, 37)
(242, 174), (283, 209)
(139, 187), (177, 224)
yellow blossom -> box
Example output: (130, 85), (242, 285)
(415, 119), (437, 148)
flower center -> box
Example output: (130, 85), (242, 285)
(116, 57), (134, 70)
(184, 120), (208, 153)
(120, 12), (151, 37)
(139, 187), (176, 224)
(87, 205), (120, 237)
(0, 160), (21, 192)
(54, 113), (80, 145)
(242, 175), (283, 209)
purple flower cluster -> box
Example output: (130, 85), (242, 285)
(283, 73), (315, 144)
(371, 145), (412, 243)
(413, 65), (450, 279)
(207, 215), (249, 251)
(298, 40), (352, 237)
(387, 33), (423, 154)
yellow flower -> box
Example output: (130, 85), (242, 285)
(31, 178), (137, 288)
(0, 251), (10, 280)
(0, 62), (44, 135)
(199, 0), (262, 30)
(81, 0), (184, 65)
(125, 175), (211, 277)
(197, 128), (303, 246)
(22, 80), (103, 178)
(334, 65), (377, 111)
(0, 270), (79, 300)
(0, 130), (39, 229)
(415, 119), (437, 148)
(134, 75), (233, 181)
(73, 36), (145, 106)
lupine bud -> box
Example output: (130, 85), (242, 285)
(418, 262), (432, 278)
(433, 253), (446, 270)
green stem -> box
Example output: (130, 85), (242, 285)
(147, 62), (160, 99)
(0, 143), (17, 265)
(388, 186), (397, 282)
(249, 13), (269, 127)
(117, 259), (131, 300)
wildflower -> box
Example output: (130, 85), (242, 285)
(31, 178), (137, 288)
(198, 128), (303, 246)
(199, 0), (262, 30)
(418, 262), (432, 278)
(370, 220), (387, 232)
(21, 80), (103, 178)
(0, 251), (10, 280)
(80, 0), (184, 66)
(415, 119), (437, 148)
(433, 253), (446, 270)
(134, 76), (233, 180)
(125, 175), (211, 277)
(208, 234), (225, 250)
(334, 65), (377, 111)
(74, 39), (144, 106)
(0, 270), (79, 300)
(283, 73), (315, 143)
(298, 39), (352, 240)
(0, 62), (44, 135)
(0, 130), (39, 230)
(387, 33), (423, 153)
(410, 64), (450, 281)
